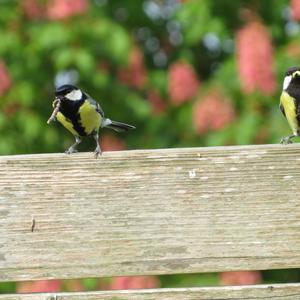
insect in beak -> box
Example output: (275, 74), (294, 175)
(47, 98), (61, 124)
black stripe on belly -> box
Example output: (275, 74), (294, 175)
(59, 99), (87, 136)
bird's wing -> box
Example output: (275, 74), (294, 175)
(84, 93), (105, 117)
(280, 92), (292, 118)
(279, 103), (286, 117)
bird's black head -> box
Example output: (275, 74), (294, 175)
(55, 84), (83, 101)
(285, 67), (300, 77)
(283, 67), (300, 91)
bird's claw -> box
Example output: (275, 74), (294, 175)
(65, 148), (78, 154)
(94, 147), (102, 158)
(280, 137), (293, 145)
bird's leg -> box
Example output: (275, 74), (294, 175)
(93, 132), (102, 158)
(65, 136), (82, 154)
(280, 134), (297, 144)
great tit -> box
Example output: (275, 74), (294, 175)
(49, 84), (135, 157)
(280, 67), (300, 144)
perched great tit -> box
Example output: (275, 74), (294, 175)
(280, 66), (300, 144)
(49, 84), (135, 157)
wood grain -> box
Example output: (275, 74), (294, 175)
(0, 144), (300, 281)
(1, 284), (300, 300)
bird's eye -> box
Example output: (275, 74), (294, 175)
(293, 71), (300, 78)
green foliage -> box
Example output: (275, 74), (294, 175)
(177, 0), (227, 45)
(160, 273), (219, 288)
(0, 0), (296, 156)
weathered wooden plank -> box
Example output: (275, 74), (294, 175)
(1, 284), (300, 300)
(0, 144), (300, 281)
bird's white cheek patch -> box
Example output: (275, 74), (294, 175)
(283, 75), (292, 90)
(66, 89), (82, 101)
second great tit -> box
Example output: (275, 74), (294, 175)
(280, 67), (300, 144)
(49, 84), (135, 157)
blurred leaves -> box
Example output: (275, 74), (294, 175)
(28, 23), (71, 50)
(176, 0), (226, 45)
(91, 18), (132, 64)
(0, 0), (296, 155)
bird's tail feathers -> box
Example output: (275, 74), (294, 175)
(103, 118), (135, 132)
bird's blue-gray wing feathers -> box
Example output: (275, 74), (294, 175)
(84, 93), (105, 117)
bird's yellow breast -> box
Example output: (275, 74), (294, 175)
(280, 91), (299, 134)
(56, 100), (102, 136)
(78, 100), (102, 135)
(56, 112), (78, 136)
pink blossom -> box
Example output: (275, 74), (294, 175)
(0, 61), (12, 96)
(47, 0), (88, 20)
(291, 0), (300, 20)
(118, 47), (147, 89)
(193, 90), (235, 135)
(110, 276), (160, 290)
(147, 89), (167, 114)
(220, 271), (262, 285)
(22, 0), (44, 19)
(236, 20), (276, 95)
(100, 134), (126, 151)
(17, 280), (61, 293)
(168, 61), (200, 105)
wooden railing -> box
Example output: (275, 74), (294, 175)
(1, 144), (300, 299)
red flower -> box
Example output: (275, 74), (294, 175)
(47, 0), (88, 20)
(110, 276), (160, 290)
(22, 0), (44, 19)
(118, 47), (147, 89)
(100, 134), (126, 151)
(22, 0), (88, 20)
(147, 89), (167, 114)
(0, 61), (12, 96)
(168, 61), (200, 105)
(291, 0), (300, 20)
(17, 280), (61, 293)
(220, 271), (262, 285)
(236, 20), (276, 95)
(193, 90), (235, 135)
